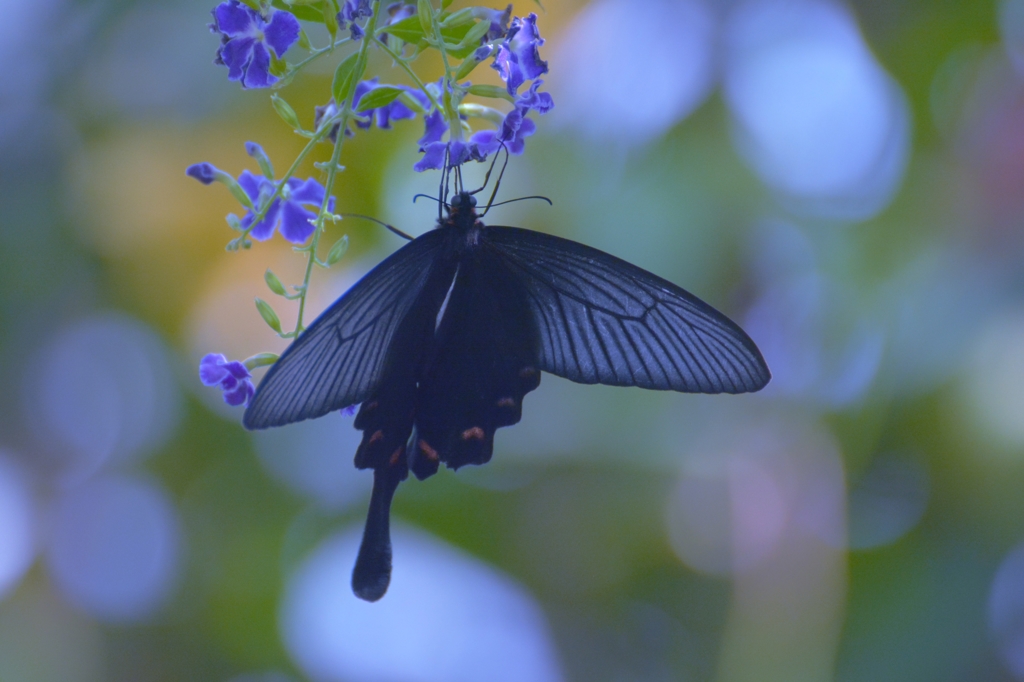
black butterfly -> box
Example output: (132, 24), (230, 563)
(243, 182), (770, 602)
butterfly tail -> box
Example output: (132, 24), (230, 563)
(351, 459), (407, 602)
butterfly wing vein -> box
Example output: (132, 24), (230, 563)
(486, 227), (770, 394)
(243, 232), (444, 429)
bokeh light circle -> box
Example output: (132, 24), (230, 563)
(22, 313), (180, 483)
(1002, 0), (1024, 73)
(0, 453), (35, 600)
(989, 542), (1024, 678)
(847, 454), (929, 550)
(723, 0), (910, 218)
(253, 414), (366, 511)
(46, 474), (182, 623)
(552, 0), (716, 147)
(281, 525), (564, 682)
(666, 423), (846, 575)
(964, 309), (1024, 450)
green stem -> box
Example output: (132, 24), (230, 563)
(373, 37), (441, 113)
(293, 0), (383, 335)
(427, 2), (461, 139)
(273, 36), (353, 90)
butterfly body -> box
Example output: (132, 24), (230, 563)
(348, 193), (543, 481)
(244, 191), (770, 601)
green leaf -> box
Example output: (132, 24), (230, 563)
(264, 269), (287, 296)
(271, 94), (301, 129)
(269, 52), (288, 78)
(438, 20), (473, 43)
(331, 51), (360, 104)
(437, 22), (479, 58)
(399, 90), (428, 114)
(355, 86), (405, 112)
(255, 298), (283, 333)
(456, 18), (490, 50)
(297, 27), (312, 51)
(271, 0), (326, 23)
(440, 7), (474, 27)
(417, 0), (435, 37)
(441, 0), (455, 9)
(323, 0), (338, 42)
(240, 0), (262, 11)
(326, 235), (349, 265)
(379, 16), (426, 44)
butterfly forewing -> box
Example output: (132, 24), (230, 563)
(484, 226), (770, 394)
(243, 229), (447, 430)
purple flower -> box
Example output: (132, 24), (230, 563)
(412, 107), (451, 171)
(186, 162), (219, 185)
(492, 13), (548, 95)
(419, 109), (446, 146)
(471, 109), (536, 156)
(380, 2), (417, 44)
(353, 79), (429, 130)
(200, 353), (255, 407)
(337, 0), (373, 40)
(414, 141), (450, 172)
(314, 100), (350, 143)
(479, 4), (512, 42)
(516, 79), (554, 115)
(238, 171), (335, 243)
(210, 1), (300, 89)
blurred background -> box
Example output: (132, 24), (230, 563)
(1, 0), (1023, 679)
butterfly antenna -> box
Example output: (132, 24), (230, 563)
(468, 145), (503, 197)
(486, 195), (553, 208)
(338, 213), (414, 241)
(479, 144), (510, 218)
(437, 147), (449, 222)
(412, 193), (442, 204)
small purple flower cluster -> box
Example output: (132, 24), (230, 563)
(237, 172), (334, 244)
(200, 354), (255, 407)
(186, 148), (335, 245)
(196, 3), (554, 409)
(415, 12), (553, 171)
(210, 0), (300, 89)
(337, 0), (373, 40)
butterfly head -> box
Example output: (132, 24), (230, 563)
(445, 191), (481, 231)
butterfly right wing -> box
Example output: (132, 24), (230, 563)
(485, 226), (770, 394)
(243, 229), (446, 430)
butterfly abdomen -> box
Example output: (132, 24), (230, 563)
(410, 245), (542, 474)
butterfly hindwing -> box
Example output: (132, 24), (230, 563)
(351, 255), (459, 471)
(243, 230), (448, 430)
(410, 246), (542, 477)
(485, 226), (771, 394)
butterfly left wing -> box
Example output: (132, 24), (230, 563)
(484, 226), (770, 394)
(244, 229), (447, 430)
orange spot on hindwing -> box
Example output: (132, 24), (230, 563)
(418, 440), (439, 461)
